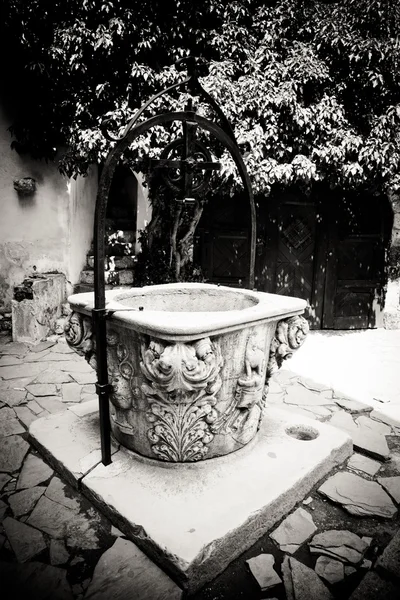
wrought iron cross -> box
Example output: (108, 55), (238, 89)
(150, 102), (220, 203)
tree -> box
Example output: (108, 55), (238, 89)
(3, 1), (400, 280)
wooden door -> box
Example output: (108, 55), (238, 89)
(322, 195), (389, 329)
(260, 195), (323, 327)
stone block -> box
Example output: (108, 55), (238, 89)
(113, 256), (136, 270)
(80, 408), (351, 593)
(29, 410), (119, 488)
(12, 274), (66, 344)
(377, 529), (400, 579)
(117, 269), (134, 285)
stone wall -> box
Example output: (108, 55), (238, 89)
(0, 106), (97, 310)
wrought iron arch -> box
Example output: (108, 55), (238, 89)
(92, 59), (257, 464)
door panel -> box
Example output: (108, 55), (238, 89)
(322, 195), (387, 329)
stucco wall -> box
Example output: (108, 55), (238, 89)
(0, 107), (97, 308)
(67, 168), (98, 288)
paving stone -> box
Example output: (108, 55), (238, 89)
(111, 525), (124, 537)
(31, 341), (56, 353)
(0, 473), (11, 491)
(377, 529), (400, 579)
(0, 362), (45, 380)
(297, 377), (332, 393)
(348, 571), (399, 600)
(35, 396), (66, 414)
(0, 388), (26, 407)
(315, 556), (345, 584)
(0, 498), (8, 520)
(17, 453), (53, 489)
(26, 383), (58, 397)
(27, 495), (102, 550)
(27, 399), (44, 414)
(276, 402), (319, 420)
(268, 380), (284, 394)
(50, 539), (70, 565)
(54, 341), (74, 354)
(377, 476), (400, 504)
(29, 410), (119, 482)
(348, 453), (382, 477)
(334, 398), (372, 413)
(14, 405), (38, 428)
(0, 407), (25, 437)
(23, 349), (54, 362)
(0, 560), (73, 600)
(0, 355), (24, 367)
(345, 566), (357, 576)
(284, 386), (334, 407)
(247, 553), (282, 591)
(282, 556), (333, 600)
(0, 435), (29, 473)
(70, 371), (97, 385)
(68, 399), (97, 418)
(33, 368), (73, 384)
(45, 476), (80, 510)
(270, 507), (317, 554)
(361, 559), (372, 569)
(371, 406), (400, 429)
(0, 342), (28, 355)
(329, 410), (390, 460)
(85, 537), (182, 600)
(309, 530), (369, 564)
(318, 472), (397, 518)
(60, 361), (93, 374)
(301, 405), (332, 418)
(61, 382), (82, 403)
(8, 486), (45, 516)
(82, 384), (96, 395)
(356, 415), (392, 436)
(3, 516), (46, 562)
(271, 370), (298, 386)
(38, 352), (79, 362)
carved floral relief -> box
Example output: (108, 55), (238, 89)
(140, 336), (223, 461)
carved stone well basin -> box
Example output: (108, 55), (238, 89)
(65, 283), (308, 462)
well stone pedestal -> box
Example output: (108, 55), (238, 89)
(29, 403), (352, 594)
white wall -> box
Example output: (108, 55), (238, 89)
(0, 105), (97, 307)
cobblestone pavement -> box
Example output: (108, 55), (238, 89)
(0, 330), (400, 599)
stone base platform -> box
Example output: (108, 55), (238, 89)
(29, 405), (352, 594)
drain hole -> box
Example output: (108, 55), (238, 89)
(285, 425), (319, 441)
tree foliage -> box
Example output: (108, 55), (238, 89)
(2, 0), (400, 197)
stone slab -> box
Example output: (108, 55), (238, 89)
(85, 537), (182, 600)
(0, 435), (29, 473)
(371, 405), (400, 429)
(246, 553), (281, 590)
(0, 560), (73, 600)
(347, 453), (382, 477)
(17, 453), (53, 489)
(349, 571), (400, 600)
(318, 472), (397, 518)
(377, 529), (400, 579)
(3, 516), (46, 562)
(29, 408), (119, 488)
(270, 507), (317, 554)
(378, 476), (400, 504)
(78, 407), (351, 593)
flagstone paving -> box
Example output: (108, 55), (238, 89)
(0, 330), (400, 598)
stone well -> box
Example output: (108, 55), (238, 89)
(65, 282), (309, 461)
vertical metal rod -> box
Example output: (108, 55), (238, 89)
(92, 309), (112, 465)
